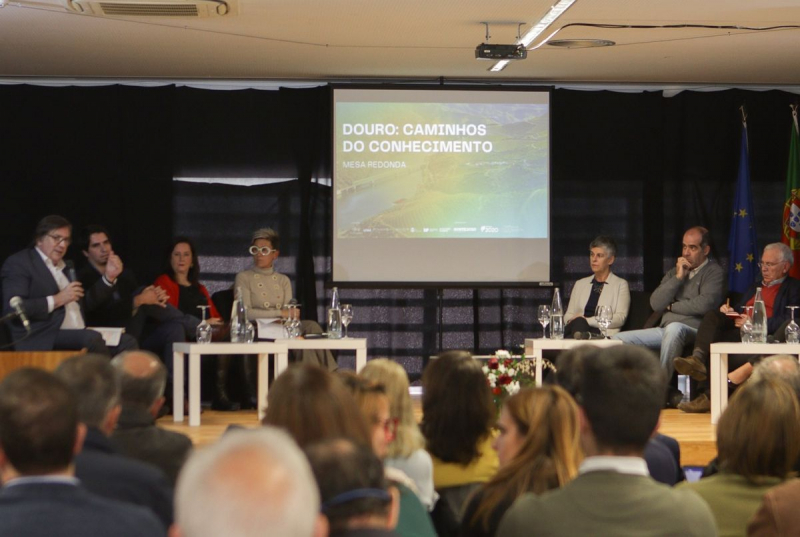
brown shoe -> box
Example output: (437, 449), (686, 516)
(678, 393), (710, 413)
(673, 355), (708, 381)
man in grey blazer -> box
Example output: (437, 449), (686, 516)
(496, 346), (717, 537)
(0, 368), (164, 537)
(614, 226), (725, 405)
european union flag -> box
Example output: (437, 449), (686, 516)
(728, 118), (758, 293)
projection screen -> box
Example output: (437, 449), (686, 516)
(332, 87), (551, 286)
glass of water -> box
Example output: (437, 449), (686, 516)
(786, 306), (800, 344)
(196, 305), (212, 344)
(595, 305), (612, 339)
(740, 306), (755, 343)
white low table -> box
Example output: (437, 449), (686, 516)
(173, 342), (288, 426)
(525, 338), (624, 386)
(709, 342), (800, 424)
(273, 337), (368, 371)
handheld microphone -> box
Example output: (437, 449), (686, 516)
(9, 297), (30, 333)
(64, 260), (77, 283)
(574, 331), (603, 340)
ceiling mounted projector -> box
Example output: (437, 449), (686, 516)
(475, 44), (527, 61)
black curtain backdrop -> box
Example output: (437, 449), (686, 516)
(1, 84), (797, 375)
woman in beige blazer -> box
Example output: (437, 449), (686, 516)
(564, 236), (630, 338)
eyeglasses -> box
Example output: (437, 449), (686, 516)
(758, 261), (782, 269)
(249, 245), (276, 256)
(48, 234), (71, 246)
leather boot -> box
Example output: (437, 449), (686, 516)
(212, 355), (239, 411)
(240, 355), (258, 410)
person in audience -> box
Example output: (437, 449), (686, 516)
(680, 377), (800, 536)
(421, 351), (498, 490)
(461, 386), (582, 537)
(361, 358), (435, 510)
(0, 368), (164, 537)
(172, 427), (327, 537)
(555, 345), (685, 485)
(674, 242), (800, 413)
(262, 364), (373, 448)
(109, 350), (193, 486)
(1, 214), (136, 354)
(564, 235), (630, 338)
(306, 438), (400, 537)
(78, 225), (186, 370)
(747, 477), (800, 536)
(614, 226), (726, 407)
(339, 372), (436, 537)
(54, 354), (174, 530)
(497, 346), (717, 536)
(234, 227), (336, 370)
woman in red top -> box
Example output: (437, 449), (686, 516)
(154, 237), (221, 321)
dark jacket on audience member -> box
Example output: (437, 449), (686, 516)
(0, 481), (165, 537)
(75, 426), (174, 530)
(110, 405), (193, 487)
(645, 434), (685, 486)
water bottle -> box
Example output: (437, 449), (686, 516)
(752, 287), (767, 343)
(328, 287), (343, 339)
(550, 288), (564, 340)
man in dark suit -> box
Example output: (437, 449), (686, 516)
(110, 350), (193, 486)
(0, 214), (136, 353)
(54, 353), (174, 530)
(0, 367), (164, 537)
(497, 346), (717, 536)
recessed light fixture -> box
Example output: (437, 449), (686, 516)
(548, 38), (615, 48)
(489, 0), (578, 72)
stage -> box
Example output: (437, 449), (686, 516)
(160, 407), (717, 468)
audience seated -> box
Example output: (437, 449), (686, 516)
(109, 350), (193, 486)
(674, 243), (800, 413)
(172, 427), (327, 537)
(461, 386), (582, 537)
(54, 354), (174, 529)
(306, 438), (401, 537)
(0, 368), (164, 536)
(339, 372), (436, 537)
(497, 345), (717, 536)
(555, 345), (685, 485)
(361, 358), (436, 510)
(564, 235), (630, 338)
(614, 226), (725, 407)
(747, 477), (800, 536)
(679, 376), (800, 536)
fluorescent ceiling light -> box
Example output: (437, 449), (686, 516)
(489, 0), (577, 72)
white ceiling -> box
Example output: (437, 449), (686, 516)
(2, 0), (800, 85)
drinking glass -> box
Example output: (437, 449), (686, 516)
(341, 304), (353, 338)
(595, 305), (612, 339)
(284, 304), (301, 339)
(786, 306), (800, 344)
(196, 305), (212, 344)
(740, 306), (755, 343)
(537, 305), (551, 339)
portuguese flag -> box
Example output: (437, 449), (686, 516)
(782, 106), (800, 279)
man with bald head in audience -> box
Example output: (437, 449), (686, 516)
(171, 427), (328, 537)
(0, 368), (164, 536)
(497, 346), (717, 536)
(110, 350), (193, 486)
(55, 353), (174, 530)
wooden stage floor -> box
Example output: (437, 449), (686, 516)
(160, 407), (717, 468)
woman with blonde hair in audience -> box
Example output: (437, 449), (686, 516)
(680, 377), (800, 536)
(339, 371), (437, 537)
(361, 358), (436, 510)
(460, 386), (582, 537)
